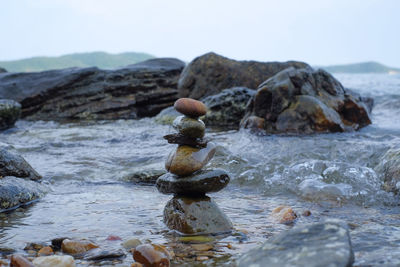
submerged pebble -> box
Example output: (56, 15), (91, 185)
(10, 254), (34, 267)
(133, 244), (170, 267)
(32, 255), (75, 267)
(61, 239), (99, 255)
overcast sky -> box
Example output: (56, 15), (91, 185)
(1, 0), (399, 66)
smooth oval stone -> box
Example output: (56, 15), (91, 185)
(133, 244), (170, 267)
(163, 195), (232, 235)
(172, 115), (205, 138)
(32, 255), (75, 267)
(156, 169), (230, 195)
(174, 98), (207, 118)
(165, 142), (216, 176)
(10, 255), (34, 267)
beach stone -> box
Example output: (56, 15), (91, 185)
(61, 239), (99, 255)
(178, 52), (310, 99)
(202, 87), (256, 129)
(241, 67), (372, 134)
(156, 169), (230, 195)
(172, 116), (205, 138)
(122, 238), (142, 250)
(38, 246), (54, 256)
(10, 254), (34, 267)
(174, 98), (207, 118)
(83, 248), (126, 261)
(164, 196), (232, 235)
(163, 134), (208, 148)
(165, 142), (216, 176)
(133, 244), (170, 267)
(237, 219), (354, 267)
(271, 206), (297, 224)
(0, 99), (21, 130)
(376, 148), (400, 194)
(32, 255), (75, 267)
(0, 148), (42, 180)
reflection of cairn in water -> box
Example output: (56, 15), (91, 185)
(156, 98), (232, 235)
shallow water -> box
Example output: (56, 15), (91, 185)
(1, 73), (400, 266)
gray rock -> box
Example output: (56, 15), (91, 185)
(123, 168), (165, 185)
(172, 115), (205, 139)
(0, 99), (21, 130)
(237, 220), (354, 267)
(0, 148), (41, 180)
(0, 58), (185, 120)
(164, 195), (232, 235)
(241, 67), (372, 134)
(202, 87), (256, 129)
(83, 248), (126, 261)
(154, 106), (181, 125)
(0, 176), (46, 211)
(178, 52), (310, 99)
(156, 169), (230, 195)
(376, 148), (400, 194)
(0, 67), (6, 73)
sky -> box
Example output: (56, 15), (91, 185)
(0, 0), (399, 67)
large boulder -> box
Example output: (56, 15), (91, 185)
(241, 67), (372, 134)
(0, 148), (44, 211)
(0, 67), (6, 73)
(178, 52), (310, 99)
(237, 220), (354, 267)
(0, 58), (185, 120)
(0, 99), (21, 130)
(201, 87), (256, 129)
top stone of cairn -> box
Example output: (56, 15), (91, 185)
(174, 98), (207, 118)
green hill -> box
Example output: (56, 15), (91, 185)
(320, 61), (400, 74)
(0, 51), (155, 72)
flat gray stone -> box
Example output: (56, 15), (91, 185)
(156, 168), (230, 195)
(238, 219), (354, 267)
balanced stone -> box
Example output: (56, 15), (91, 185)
(163, 133), (208, 148)
(164, 195), (233, 235)
(173, 115), (205, 139)
(156, 169), (230, 195)
(165, 142), (216, 176)
(174, 98), (207, 118)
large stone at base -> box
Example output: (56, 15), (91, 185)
(164, 196), (232, 235)
(375, 148), (400, 194)
(237, 220), (354, 267)
(156, 169), (230, 195)
(0, 99), (21, 130)
(0, 176), (46, 211)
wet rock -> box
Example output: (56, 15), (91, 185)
(163, 134), (208, 148)
(0, 99), (21, 130)
(0, 176), (45, 211)
(172, 116), (205, 139)
(106, 235), (122, 241)
(0, 148), (41, 180)
(376, 148), (400, 194)
(174, 98), (207, 118)
(51, 237), (69, 251)
(165, 142), (216, 176)
(202, 87), (256, 129)
(0, 58), (185, 121)
(237, 219), (354, 267)
(156, 169), (230, 195)
(38, 246), (54, 256)
(241, 67), (372, 134)
(61, 239), (99, 255)
(10, 254), (34, 267)
(23, 243), (45, 251)
(122, 238), (142, 250)
(123, 165), (165, 185)
(83, 248), (125, 261)
(133, 244), (170, 267)
(32, 255), (75, 267)
(178, 52), (310, 99)
(0, 67), (6, 73)
(163, 196), (232, 235)
(154, 107), (181, 125)
(271, 206), (297, 224)
(131, 263), (144, 267)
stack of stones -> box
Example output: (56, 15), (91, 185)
(156, 98), (233, 235)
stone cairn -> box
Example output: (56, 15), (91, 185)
(156, 98), (233, 235)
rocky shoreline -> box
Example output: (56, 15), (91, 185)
(0, 52), (394, 266)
